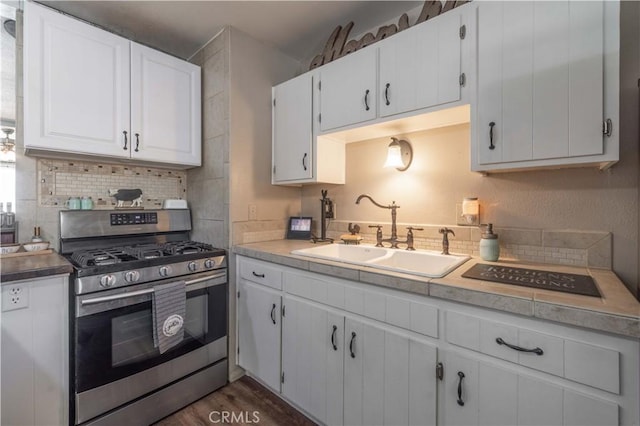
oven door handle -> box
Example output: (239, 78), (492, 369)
(80, 271), (226, 306)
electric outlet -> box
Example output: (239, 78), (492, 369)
(248, 204), (257, 221)
(2, 284), (29, 311)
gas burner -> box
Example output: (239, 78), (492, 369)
(125, 244), (166, 259)
(71, 249), (138, 268)
(163, 241), (215, 255)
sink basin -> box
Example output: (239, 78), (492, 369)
(368, 249), (470, 278)
(291, 244), (389, 263)
(291, 244), (470, 278)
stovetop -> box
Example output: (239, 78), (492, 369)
(67, 241), (226, 277)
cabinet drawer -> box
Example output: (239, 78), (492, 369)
(445, 310), (620, 394)
(239, 258), (283, 290)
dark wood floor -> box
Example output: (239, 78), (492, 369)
(154, 376), (317, 426)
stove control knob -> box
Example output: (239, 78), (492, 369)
(204, 259), (215, 269)
(125, 271), (140, 283)
(159, 266), (172, 277)
(99, 274), (116, 288)
(188, 261), (199, 272)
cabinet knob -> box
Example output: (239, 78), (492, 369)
(364, 89), (370, 111)
(302, 153), (308, 171)
(122, 131), (128, 150)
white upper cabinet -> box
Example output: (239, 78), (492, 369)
(24, 2), (201, 168)
(272, 73), (314, 183)
(473, 0), (618, 172)
(272, 72), (346, 186)
(130, 43), (201, 166)
(24, 1), (130, 159)
(379, 10), (462, 117)
(319, 47), (377, 132)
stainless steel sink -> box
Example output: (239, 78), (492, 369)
(291, 244), (470, 278)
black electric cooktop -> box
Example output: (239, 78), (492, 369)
(462, 263), (601, 298)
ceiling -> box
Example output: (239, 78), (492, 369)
(37, 1), (422, 62)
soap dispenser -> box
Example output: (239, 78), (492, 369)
(479, 223), (499, 261)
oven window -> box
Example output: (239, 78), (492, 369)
(74, 283), (226, 393)
(111, 295), (209, 367)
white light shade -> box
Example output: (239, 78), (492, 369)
(462, 197), (479, 215)
(383, 143), (404, 168)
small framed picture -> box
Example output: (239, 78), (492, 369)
(287, 217), (312, 240)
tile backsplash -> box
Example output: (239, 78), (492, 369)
(38, 159), (187, 209)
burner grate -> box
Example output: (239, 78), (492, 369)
(162, 241), (215, 255)
(71, 249), (138, 267)
(69, 241), (220, 269)
(124, 244), (166, 259)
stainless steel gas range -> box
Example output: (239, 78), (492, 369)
(60, 209), (228, 426)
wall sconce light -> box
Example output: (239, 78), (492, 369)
(461, 197), (480, 226)
(383, 137), (413, 171)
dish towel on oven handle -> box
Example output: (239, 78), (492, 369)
(152, 280), (186, 354)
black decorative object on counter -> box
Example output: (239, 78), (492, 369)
(462, 263), (601, 297)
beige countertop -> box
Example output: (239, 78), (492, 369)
(233, 240), (640, 339)
(0, 252), (73, 283)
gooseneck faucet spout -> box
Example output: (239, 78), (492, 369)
(356, 194), (389, 209)
(355, 194), (402, 248)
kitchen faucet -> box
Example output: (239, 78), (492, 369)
(356, 194), (421, 249)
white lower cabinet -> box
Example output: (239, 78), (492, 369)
(1, 275), (69, 426)
(281, 296), (344, 425)
(440, 350), (619, 426)
(235, 256), (638, 426)
(343, 318), (437, 426)
(236, 279), (282, 392)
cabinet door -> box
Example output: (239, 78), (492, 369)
(237, 280), (281, 392)
(440, 350), (619, 426)
(319, 48), (377, 131)
(1, 276), (69, 426)
(272, 74), (313, 182)
(344, 318), (437, 426)
(379, 11), (461, 117)
(24, 2), (130, 158)
(130, 43), (201, 167)
(281, 297), (344, 425)
(477, 1), (605, 167)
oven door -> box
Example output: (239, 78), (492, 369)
(74, 270), (227, 395)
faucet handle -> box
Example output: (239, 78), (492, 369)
(439, 227), (455, 236)
(406, 226), (424, 232)
(368, 225), (384, 247)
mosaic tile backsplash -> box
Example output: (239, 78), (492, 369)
(38, 159), (187, 209)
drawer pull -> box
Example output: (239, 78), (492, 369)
(349, 332), (356, 358)
(270, 303), (277, 324)
(496, 337), (543, 355)
(489, 122), (496, 150)
(331, 325), (338, 351)
(456, 371), (465, 406)
(252, 271), (265, 278)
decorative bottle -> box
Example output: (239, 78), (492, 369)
(479, 223), (499, 261)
